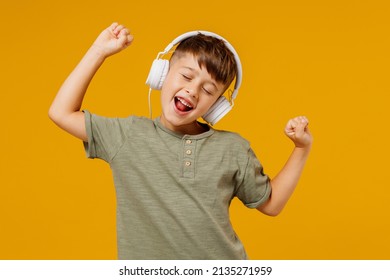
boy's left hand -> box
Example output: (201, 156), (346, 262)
(284, 116), (312, 148)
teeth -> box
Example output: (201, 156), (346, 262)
(177, 97), (193, 108)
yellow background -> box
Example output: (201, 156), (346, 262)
(1, 0), (389, 259)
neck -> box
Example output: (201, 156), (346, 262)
(159, 117), (209, 135)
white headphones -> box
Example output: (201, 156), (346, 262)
(145, 31), (242, 125)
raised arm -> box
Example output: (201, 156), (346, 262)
(48, 23), (133, 141)
(257, 116), (313, 216)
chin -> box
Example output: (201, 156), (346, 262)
(163, 112), (196, 127)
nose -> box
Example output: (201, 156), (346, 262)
(185, 85), (199, 99)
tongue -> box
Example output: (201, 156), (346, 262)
(175, 98), (191, 112)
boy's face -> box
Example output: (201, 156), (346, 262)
(159, 53), (225, 134)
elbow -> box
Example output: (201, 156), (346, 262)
(48, 107), (55, 121)
(264, 208), (283, 217)
(256, 203), (284, 217)
(48, 106), (60, 124)
(48, 104), (67, 126)
(258, 208), (282, 217)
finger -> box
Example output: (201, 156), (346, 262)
(294, 116), (310, 139)
(113, 24), (125, 36)
(298, 116), (309, 126)
(295, 121), (307, 138)
(285, 119), (298, 135)
(126, 34), (134, 46)
(291, 116), (308, 128)
(118, 32), (134, 48)
(286, 119), (295, 132)
(119, 28), (130, 36)
(109, 22), (119, 31)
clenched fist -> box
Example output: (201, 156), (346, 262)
(92, 22), (134, 58)
(284, 116), (313, 148)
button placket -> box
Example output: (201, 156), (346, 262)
(182, 138), (195, 178)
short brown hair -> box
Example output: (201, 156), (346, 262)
(171, 33), (237, 89)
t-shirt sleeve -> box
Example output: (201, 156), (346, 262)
(83, 110), (131, 163)
(235, 148), (271, 208)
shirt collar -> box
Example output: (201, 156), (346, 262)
(154, 117), (215, 140)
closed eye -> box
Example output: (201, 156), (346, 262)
(181, 74), (191, 80)
(202, 87), (212, 95)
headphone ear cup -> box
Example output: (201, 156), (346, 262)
(202, 96), (232, 126)
(146, 59), (169, 90)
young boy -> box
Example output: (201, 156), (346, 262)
(49, 23), (312, 260)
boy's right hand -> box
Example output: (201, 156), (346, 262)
(92, 22), (134, 58)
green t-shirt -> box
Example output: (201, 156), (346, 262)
(83, 110), (271, 259)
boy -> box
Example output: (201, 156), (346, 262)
(49, 23), (312, 259)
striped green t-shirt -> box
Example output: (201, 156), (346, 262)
(83, 110), (271, 259)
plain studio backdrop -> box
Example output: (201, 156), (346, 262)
(0, 0), (389, 259)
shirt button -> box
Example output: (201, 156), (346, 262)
(186, 150), (192, 155)
(185, 161), (191, 166)
(186, 139), (192, 144)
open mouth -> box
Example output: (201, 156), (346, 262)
(174, 96), (193, 112)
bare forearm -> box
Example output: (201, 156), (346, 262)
(48, 23), (133, 141)
(257, 116), (312, 216)
(49, 45), (106, 119)
(258, 146), (311, 216)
